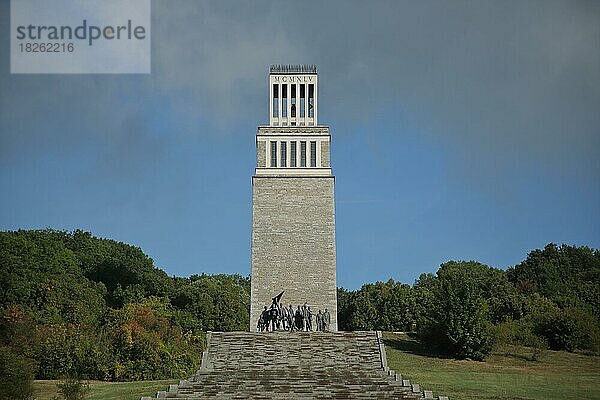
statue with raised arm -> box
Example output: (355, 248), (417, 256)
(268, 291), (284, 331)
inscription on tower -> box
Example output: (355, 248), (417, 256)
(250, 65), (338, 331)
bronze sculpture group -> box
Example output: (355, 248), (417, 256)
(257, 292), (331, 332)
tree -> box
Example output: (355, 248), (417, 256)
(508, 244), (600, 319)
(339, 280), (414, 331)
(417, 261), (493, 360)
(336, 287), (353, 331)
(0, 346), (35, 400)
(171, 274), (249, 331)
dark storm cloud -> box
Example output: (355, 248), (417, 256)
(150, 1), (600, 155)
(146, 0), (600, 201)
(1, 0), (599, 194)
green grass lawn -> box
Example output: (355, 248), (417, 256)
(32, 334), (599, 400)
(384, 332), (600, 400)
(33, 379), (177, 400)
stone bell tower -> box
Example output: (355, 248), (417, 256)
(250, 65), (337, 331)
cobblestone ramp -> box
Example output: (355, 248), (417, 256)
(142, 331), (448, 399)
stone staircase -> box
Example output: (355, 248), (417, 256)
(142, 331), (448, 399)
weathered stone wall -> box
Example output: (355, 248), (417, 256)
(250, 176), (337, 331)
(321, 141), (330, 168)
(257, 141), (266, 168)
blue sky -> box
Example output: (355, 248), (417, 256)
(1, 1), (599, 289)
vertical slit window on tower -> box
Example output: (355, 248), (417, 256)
(300, 141), (306, 167)
(270, 141), (277, 167)
(310, 141), (317, 167)
(280, 142), (287, 167)
(300, 84), (305, 117)
(273, 84), (278, 118)
(290, 141), (297, 167)
(282, 85), (287, 118)
(308, 84), (314, 118)
(291, 85), (296, 118)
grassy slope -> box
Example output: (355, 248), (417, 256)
(33, 334), (600, 400)
(33, 380), (177, 400)
(384, 333), (600, 400)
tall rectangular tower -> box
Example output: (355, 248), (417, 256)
(250, 65), (337, 331)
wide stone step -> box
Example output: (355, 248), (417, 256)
(162, 372), (421, 399)
(143, 331), (447, 399)
(205, 331), (382, 371)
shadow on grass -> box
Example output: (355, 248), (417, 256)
(383, 333), (454, 360)
(492, 344), (545, 363)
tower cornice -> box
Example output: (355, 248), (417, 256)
(257, 126), (329, 135)
(270, 64), (317, 74)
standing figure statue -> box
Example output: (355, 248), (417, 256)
(301, 303), (309, 331)
(295, 305), (304, 331)
(323, 308), (331, 331)
(258, 306), (270, 332)
(287, 304), (295, 331)
(270, 302), (279, 331)
(307, 306), (313, 331)
(315, 309), (323, 332)
(280, 304), (289, 330)
(269, 291), (285, 331)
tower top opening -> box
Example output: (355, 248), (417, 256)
(270, 64), (317, 74)
(269, 65), (318, 126)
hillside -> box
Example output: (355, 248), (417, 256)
(0, 229), (249, 382)
(1, 229), (599, 393)
(385, 332), (600, 400)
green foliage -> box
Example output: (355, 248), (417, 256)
(338, 243), (600, 359)
(63, 230), (173, 308)
(491, 320), (548, 360)
(479, 268), (524, 324)
(0, 229), (245, 381)
(508, 243), (600, 319)
(416, 261), (494, 360)
(105, 300), (203, 380)
(412, 272), (438, 333)
(336, 287), (354, 331)
(0, 346), (36, 400)
(507, 243), (600, 353)
(2, 227), (598, 374)
(12, 301), (204, 381)
(55, 377), (89, 400)
(341, 280), (414, 331)
(531, 307), (600, 352)
(171, 274), (250, 331)
(0, 230), (107, 325)
(24, 323), (112, 380)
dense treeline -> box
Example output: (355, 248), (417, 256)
(0, 229), (249, 383)
(1, 229), (598, 390)
(338, 244), (600, 360)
